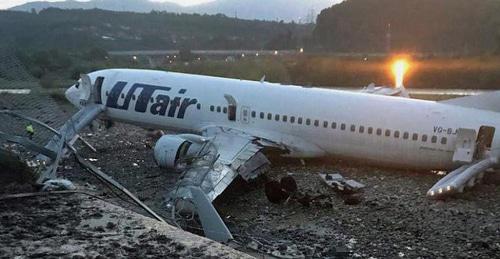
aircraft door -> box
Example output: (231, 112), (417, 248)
(93, 76), (104, 104)
(452, 128), (476, 163)
(475, 126), (495, 159)
(241, 106), (250, 124)
(224, 94), (237, 121)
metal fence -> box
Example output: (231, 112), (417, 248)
(0, 47), (73, 162)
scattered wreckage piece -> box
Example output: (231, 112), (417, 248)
(319, 172), (365, 194)
(41, 179), (76, 192)
(318, 172), (365, 205)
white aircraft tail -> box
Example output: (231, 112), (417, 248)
(439, 91), (500, 112)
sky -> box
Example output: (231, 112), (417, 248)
(0, 0), (214, 10)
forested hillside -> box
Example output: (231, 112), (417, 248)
(314, 0), (500, 54)
(11, 0), (339, 22)
(0, 8), (310, 51)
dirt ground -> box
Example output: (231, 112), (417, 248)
(0, 191), (252, 258)
(51, 123), (500, 258)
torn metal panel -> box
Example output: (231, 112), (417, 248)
(319, 172), (365, 194)
(171, 127), (270, 203)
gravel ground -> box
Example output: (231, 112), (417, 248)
(54, 123), (500, 258)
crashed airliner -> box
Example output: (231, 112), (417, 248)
(26, 68), (499, 242)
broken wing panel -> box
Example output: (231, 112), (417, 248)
(167, 127), (272, 242)
(173, 127), (270, 202)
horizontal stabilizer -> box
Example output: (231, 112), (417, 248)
(440, 91), (500, 112)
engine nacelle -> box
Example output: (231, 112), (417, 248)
(153, 135), (204, 171)
(154, 135), (191, 170)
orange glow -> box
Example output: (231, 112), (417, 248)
(392, 59), (409, 87)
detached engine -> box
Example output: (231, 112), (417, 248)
(153, 135), (205, 171)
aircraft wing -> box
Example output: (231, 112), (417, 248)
(166, 126), (273, 242)
(427, 156), (498, 197)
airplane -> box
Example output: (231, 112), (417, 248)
(32, 67), (499, 242)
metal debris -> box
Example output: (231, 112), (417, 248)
(319, 172), (365, 194)
(41, 179), (76, 192)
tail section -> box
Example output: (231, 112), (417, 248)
(439, 91), (500, 112)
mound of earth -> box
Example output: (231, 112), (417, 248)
(0, 191), (252, 258)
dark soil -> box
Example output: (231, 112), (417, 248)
(58, 124), (500, 258)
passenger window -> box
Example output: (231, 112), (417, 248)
(197, 103), (201, 110)
(260, 112), (265, 119)
(306, 119), (311, 125)
(223, 107), (228, 114)
(341, 124), (346, 130)
(431, 136), (437, 143)
(217, 106), (221, 113)
(323, 121), (328, 128)
(368, 127), (373, 134)
(314, 120), (319, 127)
(132, 95), (136, 101)
(291, 116), (295, 123)
(394, 131), (400, 138)
(359, 126), (365, 133)
(441, 137), (447, 145)
(332, 122), (337, 129)
(251, 111), (256, 118)
(267, 113), (272, 120)
(350, 125), (356, 132)
(403, 132), (409, 139)
(376, 128), (382, 135)
(412, 133), (418, 141)
(283, 115), (288, 122)
(385, 130), (391, 137)
(275, 114), (280, 121)
(298, 117), (303, 124)
(210, 105), (215, 112)
(422, 135), (428, 142)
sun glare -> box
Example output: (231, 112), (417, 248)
(392, 59), (409, 88)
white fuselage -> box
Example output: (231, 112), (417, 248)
(66, 69), (500, 170)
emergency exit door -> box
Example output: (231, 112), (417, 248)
(241, 106), (250, 124)
(453, 128), (476, 163)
